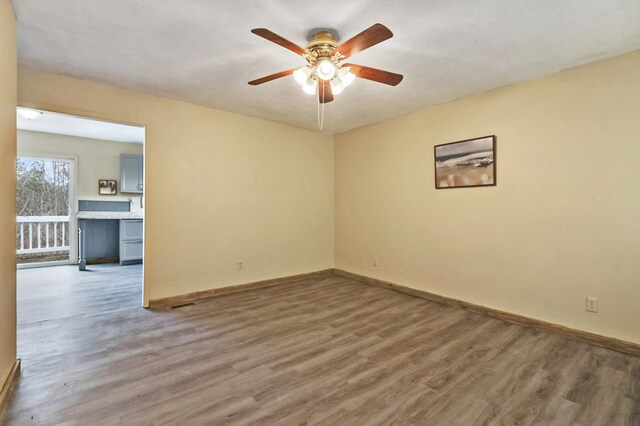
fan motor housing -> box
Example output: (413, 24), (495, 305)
(306, 31), (339, 59)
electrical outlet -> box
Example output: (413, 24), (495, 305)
(373, 257), (379, 267)
(237, 260), (244, 270)
(586, 297), (598, 313)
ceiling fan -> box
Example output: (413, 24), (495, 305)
(248, 24), (403, 104)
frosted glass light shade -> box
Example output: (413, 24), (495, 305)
(293, 67), (312, 86)
(330, 78), (344, 95)
(302, 78), (317, 95)
(316, 59), (336, 80)
(338, 67), (356, 87)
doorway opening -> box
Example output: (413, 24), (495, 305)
(16, 107), (147, 369)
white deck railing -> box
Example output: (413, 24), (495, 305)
(16, 216), (70, 254)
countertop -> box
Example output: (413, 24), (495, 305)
(77, 211), (144, 220)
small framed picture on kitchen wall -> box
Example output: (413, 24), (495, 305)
(98, 179), (117, 195)
(434, 135), (496, 189)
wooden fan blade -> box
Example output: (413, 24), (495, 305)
(333, 23), (393, 59)
(319, 80), (334, 103)
(248, 68), (296, 85)
(251, 28), (306, 56)
(343, 63), (404, 86)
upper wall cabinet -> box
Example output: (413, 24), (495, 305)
(120, 154), (143, 194)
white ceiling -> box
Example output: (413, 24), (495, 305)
(17, 108), (145, 143)
(12, 0), (640, 134)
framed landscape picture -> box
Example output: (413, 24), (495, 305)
(434, 135), (496, 189)
(98, 179), (117, 195)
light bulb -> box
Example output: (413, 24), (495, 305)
(337, 67), (356, 87)
(330, 78), (344, 95)
(17, 108), (44, 121)
(293, 66), (311, 86)
(302, 78), (317, 95)
(316, 59), (336, 81)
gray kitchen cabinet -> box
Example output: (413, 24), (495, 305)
(120, 154), (143, 193)
(77, 218), (120, 268)
(120, 219), (143, 265)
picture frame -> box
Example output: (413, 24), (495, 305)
(434, 135), (496, 189)
(98, 179), (118, 195)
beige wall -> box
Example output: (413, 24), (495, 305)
(18, 67), (334, 305)
(0, 0), (17, 390)
(18, 130), (143, 206)
(335, 51), (640, 344)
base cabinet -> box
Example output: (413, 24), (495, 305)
(120, 219), (143, 264)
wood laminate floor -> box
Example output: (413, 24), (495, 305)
(3, 265), (639, 425)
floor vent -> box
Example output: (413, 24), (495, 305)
(171, 302), (195, 309)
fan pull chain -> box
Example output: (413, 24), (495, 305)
(317, 83), (325, 130)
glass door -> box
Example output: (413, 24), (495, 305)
(16, 156), (75, 266)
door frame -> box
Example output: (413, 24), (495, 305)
(17, 104), (147, 306)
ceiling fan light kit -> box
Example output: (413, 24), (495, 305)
(249, 23), (403, 105)
(294, 62), (354, 95)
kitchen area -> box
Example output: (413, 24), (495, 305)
(77, 153), (144, 270)
(17, 108), (146, 271)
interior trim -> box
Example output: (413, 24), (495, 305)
(148, 269), (335, 308)
(0, 359), (21, 421)
(334, 269), (640, 358)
